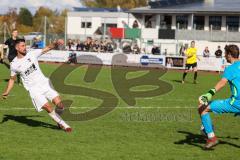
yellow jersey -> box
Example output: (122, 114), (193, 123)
(186, 47), (197, 64)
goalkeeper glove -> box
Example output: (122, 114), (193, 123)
(199, 88), (216, 105)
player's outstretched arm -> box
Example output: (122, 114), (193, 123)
(214, 78), (228, 92)
(41, 39), (64, 54)
(199, 78), (228, 105)
(2, 76), (16, 99)
(41, 42), (58, 54)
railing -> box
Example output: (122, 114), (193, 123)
(176, 29), (240, 42)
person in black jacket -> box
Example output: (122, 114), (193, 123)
(215, 46), (222, 58)
(4, 29), (21, 84)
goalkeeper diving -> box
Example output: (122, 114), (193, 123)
(198, 44), (240, 149)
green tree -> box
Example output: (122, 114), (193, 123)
(18, 8), (33, 26)
(82, 0), (147, 9)
(33, 7), (55, 32)
(34, 7), (56, 18)
(32, 7), (67, 35)
(2, 8), (18, 31)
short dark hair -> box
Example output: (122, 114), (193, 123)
(12, 29), (18, 32)
(15, 39), (25, 44)
(225, 45), (239, 58)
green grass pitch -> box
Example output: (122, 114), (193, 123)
(0, 63), (239, 160)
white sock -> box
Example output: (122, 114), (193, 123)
(201, 125), (204, 130)
(207, 132), (215, 139)
(49, 110), (70, 129)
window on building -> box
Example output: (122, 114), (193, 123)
(145, 15), (156, 28)
(226, 16), (239, 32)
(81, 21), (92, 28)
(176, 15), (188, 29)
(209, 16), (222, 30)
(194, 16), (204, 30)
(102, 23), (117, 28)
(160, 15), (172, 29)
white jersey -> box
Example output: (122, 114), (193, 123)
(10, 49), (49, 91)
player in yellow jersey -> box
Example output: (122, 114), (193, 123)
(182, 41), (199, 84)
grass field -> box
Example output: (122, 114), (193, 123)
(0, 63), (240, 160)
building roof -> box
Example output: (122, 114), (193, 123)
(68, 11), (134, 18)
(73, 7), (128, 12)
(129, 0), (240, 14)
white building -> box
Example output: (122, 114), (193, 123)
(128, 0), (240, 55)
(67, 8), (137, 40)
(67, 1), (240, 56)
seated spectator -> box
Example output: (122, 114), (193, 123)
(99, 41), (106, 52)
(31, 37), (38, 49)
(105, 40), (113, 52)
(132, 44), (140, 54)
(62, 37), (117, 53)
(55, 39), (66, 50)
(92, 40), (100, 52)
(76, 39), (84, 51)
(203, 46), (210, 57)
(122, 42), (132, 54)
(35, 36), (44, 49)
(215, 46), (222, 58)
(84, 37), (93, 51)
(67, 39), (75, 51)
(151, 46), (160, 55)
(108, 44), (114, 52)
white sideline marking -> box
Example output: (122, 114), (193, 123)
(0, 106), (196, 111)
(63, 95), (197, 101)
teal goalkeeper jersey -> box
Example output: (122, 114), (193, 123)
(223, 61), (240, 106)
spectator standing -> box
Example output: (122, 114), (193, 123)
(4, 29), (21, 84)
(4, 29), (19, 64)
(151, 46), (160, 55)
(203, 46), (210, 57)
(132, 20), (139, 28)
(163, 49), (168, 55)
(215, 46), (222, 58)
(179, 45), (186, 56)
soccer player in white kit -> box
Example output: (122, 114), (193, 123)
(2, 39), (72, 132)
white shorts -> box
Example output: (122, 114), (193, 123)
(28, 81), (59, 112)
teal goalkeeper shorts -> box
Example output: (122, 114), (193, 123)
(209, 98), (240, 114)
